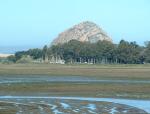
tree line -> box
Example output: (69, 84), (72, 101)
(7, 40), (150, 64)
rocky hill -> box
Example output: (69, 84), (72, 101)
(51, 21), (112, 45)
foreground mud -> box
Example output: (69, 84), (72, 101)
(0, 98), (148, 114)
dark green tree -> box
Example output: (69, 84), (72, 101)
(27, 48), (43, 59)
(7, 55), (16, 63)
(144, 41), (150, 63)
(42, 45), (48, 62)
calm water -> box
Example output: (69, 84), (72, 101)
(0, 75), (150, 84)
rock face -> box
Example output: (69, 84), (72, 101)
(51, 21), (112, 45)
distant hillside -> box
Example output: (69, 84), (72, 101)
(51, 21), (112, 45)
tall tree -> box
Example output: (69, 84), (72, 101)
(42, 45), (48, 62)
(144, 41), (150, 63)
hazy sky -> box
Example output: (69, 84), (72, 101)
(0, 0), (150, 50)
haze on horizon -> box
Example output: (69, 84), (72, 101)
(0, 0), (150, 53)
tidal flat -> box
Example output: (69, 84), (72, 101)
(0, 63), (150, 113)
(0, 97), (149, 114)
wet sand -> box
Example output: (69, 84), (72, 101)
(0, 96), (149, 114)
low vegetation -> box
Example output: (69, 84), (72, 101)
(0, 63), (150, 99)
(0, 63), (150, 80)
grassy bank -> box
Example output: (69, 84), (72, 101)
(0, 82), (150, 99)
(0, 63), (150, 80)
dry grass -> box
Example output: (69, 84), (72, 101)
(0, 63), (150, 80)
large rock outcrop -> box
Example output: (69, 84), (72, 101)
(51, 21), (112, 45)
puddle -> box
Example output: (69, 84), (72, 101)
(60, 102), (70, 109)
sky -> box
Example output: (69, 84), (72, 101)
(0, 0), (150, 53)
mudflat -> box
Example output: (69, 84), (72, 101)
(0, 63), (150, 113)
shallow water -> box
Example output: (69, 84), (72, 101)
(0, 96), (149, 114)
(0, 75), (150, 84)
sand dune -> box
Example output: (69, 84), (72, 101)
(0, 54), (14, 58)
